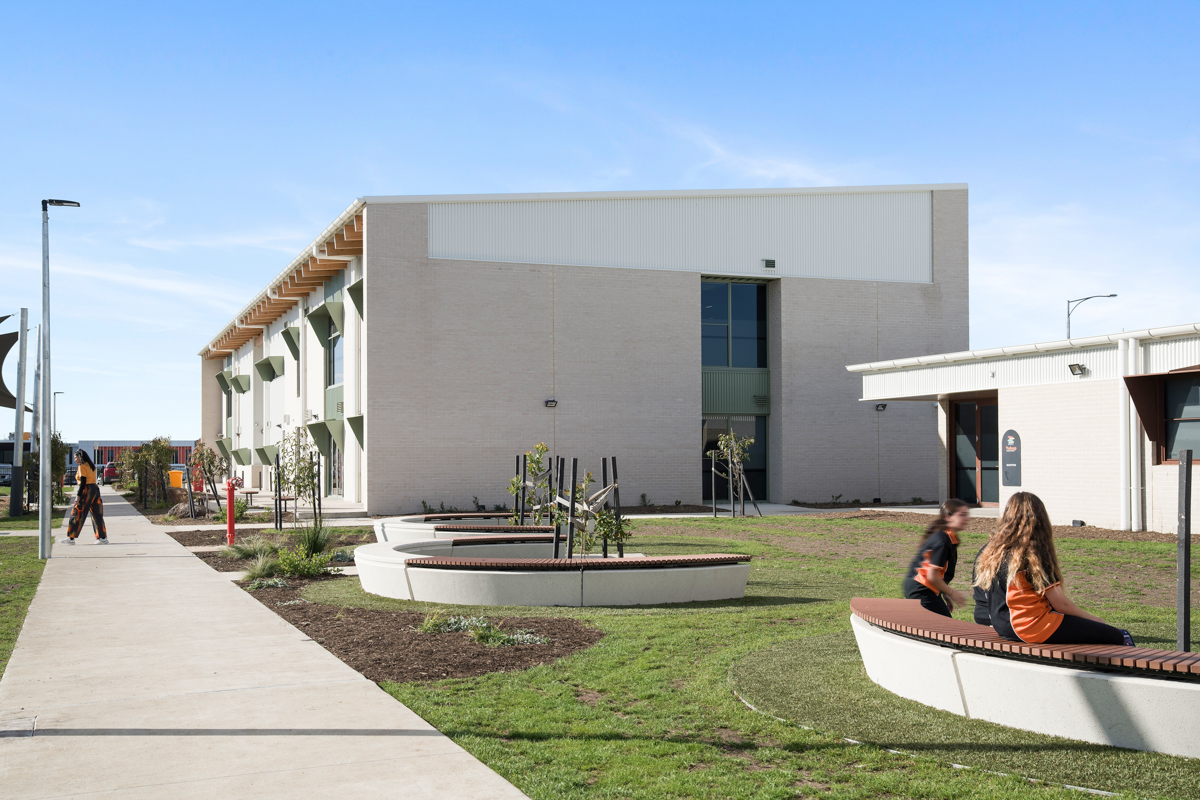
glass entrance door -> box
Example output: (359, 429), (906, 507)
(952, 401), (998, 505)
(702, 415), (767, 502)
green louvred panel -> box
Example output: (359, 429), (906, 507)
(255, 445), (279, 466)
(324, 385), (344, 421)
(230, 374), (252, 394)
(702, 368), (770, 415)
(281, 326), (301, 360)
(215, 369), (233, 392)
(253, 356), (285, 382)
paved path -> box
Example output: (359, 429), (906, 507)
(0, 486), (527, 799)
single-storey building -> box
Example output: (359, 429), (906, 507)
(847, 323), (1200, 532)
(200, 184), (970, 516)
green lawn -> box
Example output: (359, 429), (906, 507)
(296, 515), (1200, 799)
(0, 510), (65, 532)
(0, 537), (46, 677)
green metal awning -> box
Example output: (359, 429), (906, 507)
(281, 326), (301, 360)
(254, 356), (285, 382)
(347, 277), (364, 318)
(255, 445), (279, 466)
(307, 301), (345, 346)
(215, 369), (233, 393)
(232, 448), (253, 466)
(215, 438), (233, 460)
(305, 420), (345, 458)
(230, 374), (251, 394)
(347, 414), (364, 447)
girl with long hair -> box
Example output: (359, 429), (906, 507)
(974, 492), (1131, 646)
(64, 449), (108, 544)
(902, 498), (970, 617)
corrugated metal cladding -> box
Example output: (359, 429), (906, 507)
(860, 345), (1118, 400)
(428, 191), (934, 283)
(1143, 336), (1200, 373)
(702, 369), (771, 414)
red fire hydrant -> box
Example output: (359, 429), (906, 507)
(226, 479), (236, 546)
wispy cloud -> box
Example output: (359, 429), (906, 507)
(127, 228), (309, 253)
(673, 125), (842, 187)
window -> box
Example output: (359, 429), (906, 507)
(701, 281), (767, 368)
(1165, 376), (1200, 461)
(702, 415), (768, 501)
(326, 334), (344, 387)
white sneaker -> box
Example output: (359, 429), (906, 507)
(61, 537), (75, 545)
(96, 538), (110, 545)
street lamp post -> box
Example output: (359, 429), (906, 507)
(39, 199), (80, 560)
(1066, 294), (1117, 340)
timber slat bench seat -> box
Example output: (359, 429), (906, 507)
(433, 524), (555, 534)
(848, 597), (1200, 758)
(421, 512), (511, 522)
(446, 534), (556, 545)
(405, 553), (752, 572)
(851, 597), (1200, 679)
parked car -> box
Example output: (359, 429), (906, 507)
(0, 466), (11, 487)
(103, 462), (119, 485)
(63, 465), (77, 487)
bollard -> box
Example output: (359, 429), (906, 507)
(226, 479), (236, 546)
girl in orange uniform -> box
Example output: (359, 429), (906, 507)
(975, 492), (1131, 646)
(902, 499), (970, 617)
(65, 450), (108, 544)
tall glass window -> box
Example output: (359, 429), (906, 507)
(326, 334), (344, 387)
(702, 281), (767, 368)
(1165, 376), (1200, 461)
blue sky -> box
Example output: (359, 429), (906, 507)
(2, 2), (1198, 442)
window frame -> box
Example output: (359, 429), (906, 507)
(1157, 376), (1200, 464)
(700, 278), (768, 369)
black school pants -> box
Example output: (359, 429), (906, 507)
(1043, 614), (1125, 645)
(907, 586), (952, 618)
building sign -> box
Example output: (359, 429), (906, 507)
(1002, 429), (1021, 486)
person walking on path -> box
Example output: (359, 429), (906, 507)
(902, 499), (970, 617)
(974, 492), (1133, 646)
(64, 449), (108, 544)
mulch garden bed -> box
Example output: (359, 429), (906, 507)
(165, 528), (375, 549)
(245, 576), (605, 682)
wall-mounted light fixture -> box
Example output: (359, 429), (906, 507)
(1068, 363), (1086, 376)
(544, 399), (558, 408)
(875, 403), (887, 411)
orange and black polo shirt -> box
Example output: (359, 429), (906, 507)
(902, 529), (959, 599)
(985, 563), (1064, 643)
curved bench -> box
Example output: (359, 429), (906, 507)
(355, 531), (753, 607)
(849, 598), (1200, 758)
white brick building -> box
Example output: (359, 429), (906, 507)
(847, 324), (1200, 532)
(200, 184), (969, 515)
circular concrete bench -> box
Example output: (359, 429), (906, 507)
(356, 526), (752, 607)
(373, 515), (553, 544)
(849, 598), (1200, 759)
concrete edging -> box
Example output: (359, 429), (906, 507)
(850, 614), (1200, 759)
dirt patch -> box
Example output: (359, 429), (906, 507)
(823, 510), (1192, 545)
(243, 577), (604, 682)
(625, 504), (727, 515)
(165, 528), (374, 549)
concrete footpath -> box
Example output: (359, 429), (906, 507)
(0, 487), (528, 799)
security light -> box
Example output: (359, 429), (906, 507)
(1068, 363), (1085, 376)
(875, 403), (887, 411)
(544, 399), (558, 408)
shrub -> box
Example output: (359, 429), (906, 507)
(640, 493), (652, 506)
(330, 549), (355, 563)
(246, 576), (288, 590)
(213, 498), (248, 524)
(222, 535), (280, 560)
(276, 546), (334, 577)
(243, 554), (281, 580)
(295, 525), (334, 558)
(415, 614), (548, 646)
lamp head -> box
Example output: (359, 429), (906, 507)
(45, 200), (81, 207)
